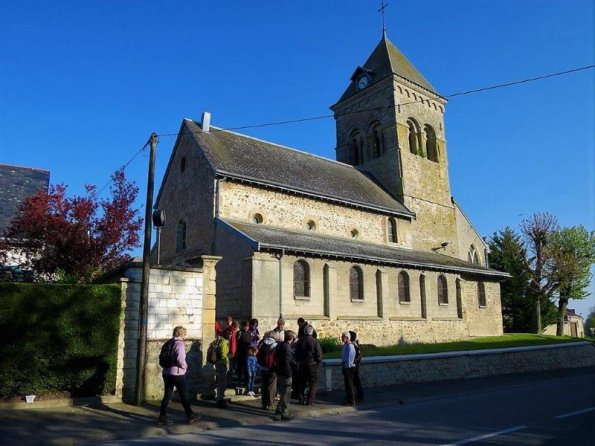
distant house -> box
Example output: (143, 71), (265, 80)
(544, 309), (585, 338)
(0, 163), (50, 280)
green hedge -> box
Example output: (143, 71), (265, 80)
(0, 283), (121, 398)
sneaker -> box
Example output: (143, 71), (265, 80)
(248, 391), (256, 397)
(187, 413), (201, 423)
(157, 416), (173, 426)
(216, 400), (230, 409)
(281, 414), (295, 421)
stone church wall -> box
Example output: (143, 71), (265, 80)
(455, 202), (487, 265)
(154, 124), (216, 265)
(248, 252), (502, 347)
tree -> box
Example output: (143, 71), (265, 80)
(548, 226), (595, 336)
(488, 226), (557, 332)
(0, 170), (142, 282)
(520, 212), (559, 333)
(488, 227), (532, 332)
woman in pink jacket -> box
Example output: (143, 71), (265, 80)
(158, 326), (201, 425)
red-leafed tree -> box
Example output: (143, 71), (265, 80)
(0, 170), (142, 282)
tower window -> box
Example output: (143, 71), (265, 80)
(407, 118), (421, 155)
(437, 275), (448, 304)
(388, 217), (397, 243)
(350, 228), (359, 238)
(293, 260), (310, 297)
(350, 266), (364, 300)
(176, 220), (187, 253)
(398, 271), (410, 303)
(425, 124), (439, 162)
(349, 129), (363, 165)
(180, 156), (187, 173)
(370, 122), (384, 158)
(306, 220), (316, 231)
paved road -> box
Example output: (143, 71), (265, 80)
(98, 370), (595, 445)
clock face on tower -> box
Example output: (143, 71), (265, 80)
(357, 75), (369, 90)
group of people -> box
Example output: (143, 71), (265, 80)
(157, 318), (364, 425)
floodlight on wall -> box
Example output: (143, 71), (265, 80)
(152, 209), (166, 264)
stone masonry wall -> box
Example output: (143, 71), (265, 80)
(318, 342), (595, 391)
(249, 252), (502, 346)
(115, 258), (220, 402)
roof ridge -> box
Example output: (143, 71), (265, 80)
(0, 163), (50, 173)
(187, 119), (357, 170)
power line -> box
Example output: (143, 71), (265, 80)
(91, 64), (594, 195)
(158, 64), (594, 138)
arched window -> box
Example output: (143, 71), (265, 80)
(437, 275), (448, 304)
(350, 266), (364, 300)
(349, 129), (363, 165)
(398, 271), (410, 303)
(387, 217), (398, 243)
(477, 282), (487, 307)
(176, 220), (187, 253)
(293, 260), (310, 297)
(407, 118), (421, 155)
(370, 122), (384, 158)
(468, 245), (481, 265)
(425, 124), (439, 162)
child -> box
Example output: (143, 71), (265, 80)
(246, 346), (258, 397)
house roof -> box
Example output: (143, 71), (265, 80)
(336, 34), (439, 105)
(0, 164), (50, 234)
(219, 219), (509, 278)
(184, 119), (413, 217)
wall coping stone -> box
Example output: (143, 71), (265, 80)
(322, 341), (593, 365)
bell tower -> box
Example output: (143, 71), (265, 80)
(331, 33), (457, 251)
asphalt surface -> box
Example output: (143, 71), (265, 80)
(0, 367), (593, 446)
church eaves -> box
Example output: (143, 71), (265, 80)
(220, 219), (509, 279)
(185, 119), (414, 217)
(336, 34), (438, 105)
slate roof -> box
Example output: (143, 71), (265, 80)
(219, 219), (509, 278)
(184, 119), (413, 217)
(0, 164), (50, 234)
(336, 34), (439, 105)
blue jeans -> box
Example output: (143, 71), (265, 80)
(247, 371), (256, 392)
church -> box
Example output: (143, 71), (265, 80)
(154, 33), (508, 346)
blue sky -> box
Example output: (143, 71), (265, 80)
(1, 0), (593, 317)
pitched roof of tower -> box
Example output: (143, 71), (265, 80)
(219, 219), (509, 278)
(180, 119), (413, 217)
(336, 34), (438, 104)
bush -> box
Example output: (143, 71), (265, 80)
(318, 336), (341, 354)
(0, 282), (121, 398)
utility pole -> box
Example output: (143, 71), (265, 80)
(135, 132), (158, 406)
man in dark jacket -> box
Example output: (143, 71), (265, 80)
(273, 330), (296, 421)
(294, 324), (323, 405)
(297, 317), (317, 339)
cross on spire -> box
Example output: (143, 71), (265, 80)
(378, 0), (389, 36)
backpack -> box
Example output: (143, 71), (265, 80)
(206, 339), (220, 364)
(159, 338), (177, 368)
(267, 347), (277, 370)
(257, 342), (270, 367)
(353, 342), (362, 365)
